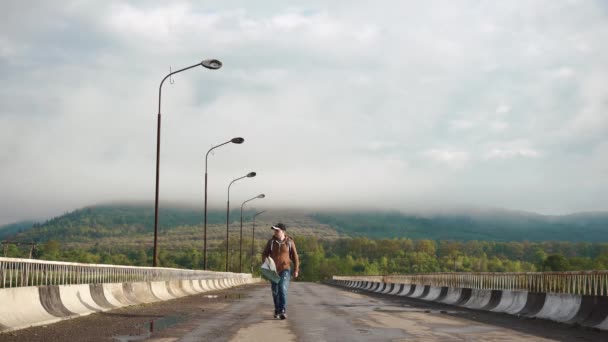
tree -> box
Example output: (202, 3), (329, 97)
(41, 240), (61, 260)
(415, 240), (436, 256)
(543, 254), (569, 271)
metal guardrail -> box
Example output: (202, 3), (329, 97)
(334, 271), (608, 296)
(0, 257), (250, 289)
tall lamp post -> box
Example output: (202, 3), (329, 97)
(203, 137), (244, 270)
(226, 172), (256, 271)
(153, 58), (222, 267)
(251, 210), (266, 273)
(239, 194), (265, 273)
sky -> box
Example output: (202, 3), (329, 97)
(1, 0), (607, 224)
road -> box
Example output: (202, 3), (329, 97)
(1, 282), (606, 341)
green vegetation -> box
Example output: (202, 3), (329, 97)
(312, 211), (608, 242)
(0, 220), (36, 239)
(5, 236), (607, 282)
(297, 237), (608, 281)
(3, 205), (608, 282)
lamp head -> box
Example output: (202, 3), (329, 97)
(257, 194), (265, 199)
(247, 172), (256, 178)
(201, 59), (222, 70)
(231, 137), (244, 144)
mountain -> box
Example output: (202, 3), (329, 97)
(0, 220), (36, 240)
(5, 204), (608, 245)
(311, 209), (608, 242)
(5, 204), (342, 249)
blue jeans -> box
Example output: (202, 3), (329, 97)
(271, 269), (291, 314)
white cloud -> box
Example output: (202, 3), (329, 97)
(495, 104), (511, 114)
(1, 0), (608, 223)
(422, 148), (470, 169)
(485, 148), (540, 160)
(483, 140), (541, 160)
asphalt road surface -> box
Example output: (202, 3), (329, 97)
(1, 282), (607, 341)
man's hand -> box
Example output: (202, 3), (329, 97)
(294, 271), (299, 278)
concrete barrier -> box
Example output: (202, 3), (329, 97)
(381, 284), (394, 294)
(191, 279), (204, 293)
(454, 288), (473, 306)
(206, 279), (217, 291)
(39, 285), (75, 317)
(0, 271), (254, 334)
(198, 279), (212, 292)
(129, 283), (151, 303)
(89, 284), (117, 310)
(438, 287), (459, 304)
(371, 282), (381, 292)
(434, 287), (449, 302)
(397, 284), (413, 296)
(103, 283), (133, 307)
(410, 285), (426, 298)
(421, 286), (443, 301)
(481, 290), (502, 311)
(535, 293), (582, 322)
(166, 280), (188, 298)
(179, 280), (198, 295)
(569, 296), (608, 327)
(59, 284), (104, 315)
(517, 292), (546, 316)
(0, 287), (63, 332)
(330, 279), (608, 332)
(150, 281), (175, 301)
(462, 289), (492, 309)
(503, 291), (528, 315)
(492, 290), (519, 313)
(389, 284), (403, 295)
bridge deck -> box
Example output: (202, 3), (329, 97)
(1, 282), (606, 341)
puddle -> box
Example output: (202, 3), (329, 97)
(113, 315), (187, 342)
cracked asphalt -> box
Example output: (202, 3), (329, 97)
(1, 282), (607, 341)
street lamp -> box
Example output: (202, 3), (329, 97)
(240, 194), (265, 273)
(226, 171), (256, 271)
(153, 58), (222, 267)
(203, 137), (244, 270)
(251, 210), (266, 273)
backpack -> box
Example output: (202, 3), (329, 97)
(269, 237), (293, 256)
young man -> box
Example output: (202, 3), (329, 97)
(261, 222), (299, 320)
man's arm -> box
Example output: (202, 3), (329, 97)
(261, 239), (271, 262)
(290, 239), (300, 278)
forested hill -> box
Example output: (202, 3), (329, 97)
(311, 210), (608, 242)
(7, 205), (230, 243)
(0, 220), (36, 239)
(5, 204), (608, 243)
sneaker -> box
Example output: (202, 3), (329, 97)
(274, 311), (280, 319)
(279, 313), (287, 320)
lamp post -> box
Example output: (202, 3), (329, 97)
(251, 210), (266, 273)
(203, 137), (244, 270)
(153, 58), (222, 267)
(239, 194), (265, 273)
(226, 172), (256, 271)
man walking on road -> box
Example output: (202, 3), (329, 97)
(262, 222), (300, 320)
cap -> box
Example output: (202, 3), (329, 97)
(271, 223), (286, 231)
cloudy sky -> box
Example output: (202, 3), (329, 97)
(1, 0), (607, 224)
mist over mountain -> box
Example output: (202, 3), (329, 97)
(5, 203), (608, 244)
